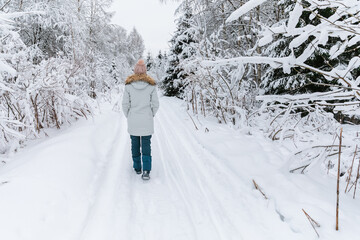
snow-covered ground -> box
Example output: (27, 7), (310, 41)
(0, 96), (359, 240)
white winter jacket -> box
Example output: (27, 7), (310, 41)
(122, 74), (160, 136)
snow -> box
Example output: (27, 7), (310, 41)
(226, 0), (268, 23)
(0, 96), (359, 239)
(258, 31), (273, 47)
(0, 59), (16, 75)
(287, 1), (303, 34)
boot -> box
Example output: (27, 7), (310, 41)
(142, 170), (150, 180)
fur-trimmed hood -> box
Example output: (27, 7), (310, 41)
(125, 74), (156, 86)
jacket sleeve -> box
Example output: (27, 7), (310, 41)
(122, 86), (131, 118)
(151, 87), (160, 117)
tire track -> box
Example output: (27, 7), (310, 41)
(154, 120), (200, 240)
(158, 102), (244, 240)
(78, 112), (129, 240)
(156, 104), (242, 239)
(160, 99), (304, 240)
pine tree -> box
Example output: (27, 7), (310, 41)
(156, 51), (163, 68)
(262, 1), (360, 95)
(162, 8), (196, 98)
(146, 52), (155, 71)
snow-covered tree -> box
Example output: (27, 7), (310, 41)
(170, 0), (359, 175)
(169, 0), (279, 124)
(0, 0), (143, 158)
(202, 0), (360, 124)
(162, 7), (196, 98)
(154, 51), (169, 83)
(261, 0), (360, 96)
(146, 52), (155, 72)
(205, 0), (360, 174)
(127, 28), (145, 67)
(0, 10), (28, 154)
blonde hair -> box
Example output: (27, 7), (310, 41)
(134, 59), (147, 74)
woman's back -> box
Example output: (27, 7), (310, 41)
(122, 73), (159, 137)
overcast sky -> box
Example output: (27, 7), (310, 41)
(111, 0), (180, 56)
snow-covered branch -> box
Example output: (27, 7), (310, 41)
(226, 0), (268, 23)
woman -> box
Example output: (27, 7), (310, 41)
(122, 59), (159, 180)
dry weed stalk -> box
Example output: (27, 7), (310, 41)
(290, 164), (310, 174)
(353, 156), (360, 199)
(302, 209), (320, 238)
(252, 180), (268, 199)
(186, 111), (199, 130)
(336, 128), (343, 231)
(327, 134), (338, 174)
(345, 145), (358, 193)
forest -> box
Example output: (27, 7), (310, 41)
(0, 0), (145, 157)
(0, 0), (359, 239)
(1, 0), (359, 187)
(161, 0), (360, 181)
(0, 0), (359, 183)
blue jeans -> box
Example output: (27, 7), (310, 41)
(130, 135), (152, 171)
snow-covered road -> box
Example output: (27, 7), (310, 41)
(0, 97), (359, 240)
